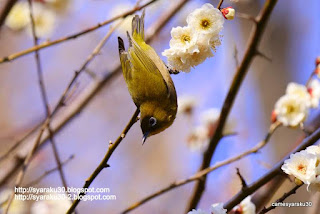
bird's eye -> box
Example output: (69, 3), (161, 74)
(149, 117), (157, 127)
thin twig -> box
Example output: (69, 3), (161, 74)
(236, 168), (248, 189)
(186, 0), (278, 211)
(0, 0), (158, 64)
(0, 0), (188, 193)
(66, 109), (140, 214)
(217, 0), (224, 9)
(258, 184), (303, 214)
(0, 122), (41, 164)
(25, 155), (74, 187)
(224, 127), (320, 211)
(28, 0), (70, 195)
(121, 122), (280, 213)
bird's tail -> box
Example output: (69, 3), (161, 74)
(131, 10), (145, 41)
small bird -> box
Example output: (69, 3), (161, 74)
(118, 11), (177, 143)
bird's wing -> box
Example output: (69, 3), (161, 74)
(127, 33), (176, 99)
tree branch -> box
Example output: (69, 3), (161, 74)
(66, 109), (140, 214)
(186, 0), (278, 211)
(0, 0), (18, 29)
(258, 184), (303, 214)
(0, 0), (158, 64)
(224, 126), (320, 211)
(121, 122), (280, 213)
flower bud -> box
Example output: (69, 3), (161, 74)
(271, 110), (277, 123)
(221, 7), (235, 20)
(316, 56), (320, 66)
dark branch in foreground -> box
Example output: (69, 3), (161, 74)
(186, 0), (278, 211)
(0, 0), (18, 29)
(224, 127), (320, 211)
(258, 184), (302, 214)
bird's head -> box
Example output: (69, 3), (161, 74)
(140, 102), (177, 143)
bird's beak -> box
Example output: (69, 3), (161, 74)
(142, 132), (149, 145)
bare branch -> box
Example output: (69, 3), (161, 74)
(186, 0), (278, 211)
(0, 0), (158, 64)
(66, 109), (140, 214)
(25, 155), (74, 187)
(224, 127), (320, 211)
(121, 122), (280, 213)
(236, 168), (248, 190)
(258, 184), (302, 214)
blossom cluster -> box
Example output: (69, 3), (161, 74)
(272, 58), (320, 127)
(188, 197), (255, 214)
(162, 4), (234, 72)
(5, 0), (71, 38)
(281, 145), (320, 192)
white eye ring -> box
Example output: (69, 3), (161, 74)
(149, 117), (157, 127)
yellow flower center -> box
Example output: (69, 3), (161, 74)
(181, 34), (191, 43)
(200, 19), (211, 29)
(286, 105), (296, 114)
(297, 163), (307, 175)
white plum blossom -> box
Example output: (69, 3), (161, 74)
(162, 3), (226, 72)
(306, 145), (320, 156)
(31, 193), (71, 214)
(169, 26), (199, 55)
(200, 108), (220, 126)
(200, 108), (235, 135)
(186, 3), (224, 45)
(187, 126), (209, 152)
(5, 2), (56, 38)
(274, 94), (309, 127)
(308, 79), (320, 108)
(178, 95), (198, 115)
(281, 150), (318, 185)
(26, 3), (56, 38)
(187, 209), (208, 214)
(5, 2), (30, 30)
(233, 196), (256, 214)
(187, 203), (226, 214)
(286, 82), (311, 107)
(211, 203), (227, 214)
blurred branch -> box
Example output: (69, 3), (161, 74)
(186, 0), (278, 211)
(5, 1), (70, 211)
(25, 155), (74, 187)
(0, 0), (158, 63)
(121, 122), (280, 213)
(224, 127), (320, 211)
(0, 0), (189, 195)
(28, 0), (70, 195)
(258, 184), (303, 214)
(66, 109), (140, 214)
(0, 0), (18, 29)
(0, 122), (41, 163)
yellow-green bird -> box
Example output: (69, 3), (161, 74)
(118, 11), (177, 143)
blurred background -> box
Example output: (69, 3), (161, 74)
(0, 0), (319, 213)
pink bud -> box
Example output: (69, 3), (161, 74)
(221, 7), (235, 20)
(316, 56), (320, 66)
(271, 110), (277, 123)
